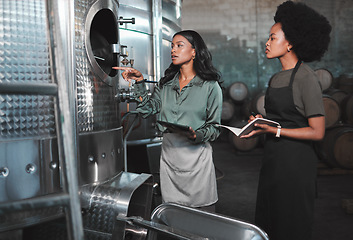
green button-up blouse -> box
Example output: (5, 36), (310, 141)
(133, 73), (223, 143)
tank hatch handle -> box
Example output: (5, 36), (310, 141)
(118, 17), (135, 25)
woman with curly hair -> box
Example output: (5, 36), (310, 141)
(114, 30), (223, 211)
(241, 1), (331, 239)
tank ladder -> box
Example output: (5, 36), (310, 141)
(0, 1), (84, 240)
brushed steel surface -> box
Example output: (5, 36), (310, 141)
(80, 172), (153, 238)
(149, 203), (269, 240)
(78, 128), (124, 185)
(119, 4), (152, 35)
(0, 140), (41, 202)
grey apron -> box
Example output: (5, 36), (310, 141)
(160, 133), (218, 207)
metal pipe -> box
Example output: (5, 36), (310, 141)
(152, 0), (163, 83)
(122, 112), (139, 172)
(0, 82), (58, 95)
(0, 193), (69, 215)
(46, 0), (84, 239)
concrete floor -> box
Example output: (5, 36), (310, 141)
(213, 138), (353, 240)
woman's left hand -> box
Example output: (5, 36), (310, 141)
(241, 116), (325, 140)
(175, 127), (196, 140)
(240, 123), (276, 138)
(240, 114), (269, 138)
(186, 127), (197, 140)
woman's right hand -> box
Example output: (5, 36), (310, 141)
(112, 66), (144, 82)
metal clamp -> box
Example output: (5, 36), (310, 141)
(116, 88), (136, 102)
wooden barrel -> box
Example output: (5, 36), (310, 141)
(336, 75), (353, 93)
(319, 125), (353, 169)
(251, 92), (266, 117)
(241, 100), (252, 119)
(315, 68), (333, 92)
(221, 100), (236, 122)
(322, 95), (340, 128)
(228, 82), (249, 102)
(228, 120), (259, 152)
(341, 94), (353, 125)
(324, 88), (348, 105)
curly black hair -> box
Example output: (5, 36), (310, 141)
(274, 1), (332, 62)
(160, 30), (222, 86)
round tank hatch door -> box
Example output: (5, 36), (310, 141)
(85, 0), (119, 86)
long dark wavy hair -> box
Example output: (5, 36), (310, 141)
(159, 30), (222, 86)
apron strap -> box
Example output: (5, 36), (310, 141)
(289, 60), (302, 87)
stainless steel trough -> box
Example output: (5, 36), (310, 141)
(118, 203), (269, 240)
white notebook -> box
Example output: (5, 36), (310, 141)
(217, 118), (280, 137)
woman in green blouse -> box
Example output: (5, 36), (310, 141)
(114, 30), (223, 211)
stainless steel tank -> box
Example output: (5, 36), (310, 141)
(0, 0), (181, 239)
(0, 0), (124, 201)
(118, 0), (182, 180)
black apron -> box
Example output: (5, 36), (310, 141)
(255, 61), (318, 240)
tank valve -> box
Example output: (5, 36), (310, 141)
(120, 45), (134, 67)
(0, 167), (9, 178)
(116, 88), (136, 102)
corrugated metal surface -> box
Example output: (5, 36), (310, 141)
(0, 0), (55, 140)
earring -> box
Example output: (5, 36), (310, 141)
(192, 56), (195, 60)
(287, 47), (291, 52)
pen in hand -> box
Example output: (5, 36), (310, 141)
(251, 112), (261, 118)
(250, 112), (263, 121)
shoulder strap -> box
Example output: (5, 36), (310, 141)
(289, 60), (302, 87)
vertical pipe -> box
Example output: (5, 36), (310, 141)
(152, 0), (163, 82)
(255, 0), (261, 90)
(123, 113), (139, 172)
(45, 0), (84, 240)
